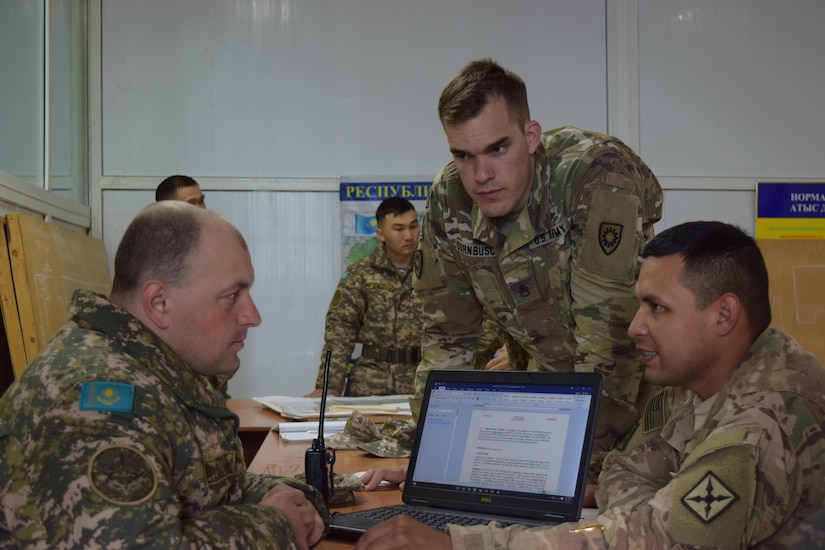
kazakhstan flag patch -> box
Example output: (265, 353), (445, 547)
(80, 382), (135, 413)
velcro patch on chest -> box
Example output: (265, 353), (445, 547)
(204, 450), (237, 485)
(455, 240), (496, 258)
(643, 390), (668, 433)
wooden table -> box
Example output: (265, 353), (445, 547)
(247, 413), (408, 549)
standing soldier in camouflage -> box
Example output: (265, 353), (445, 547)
(308, 197), (422, 397)
(357, 221), (825, 549)
(411, 59), (663, 491)
(0, 202), (327, 548)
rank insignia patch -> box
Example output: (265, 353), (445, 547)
(80, 382), (135, 413)
(598, 222), (623, 255)
(681, 471), (739, 524)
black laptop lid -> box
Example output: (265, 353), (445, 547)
(402, 369), (602, 524)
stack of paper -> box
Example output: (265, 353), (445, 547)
(275, 419), (348, 442)
(253, 395), (411, 420)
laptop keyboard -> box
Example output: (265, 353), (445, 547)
(345, 504), (517, 531)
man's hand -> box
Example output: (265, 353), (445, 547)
(355, 515), (451, 550)
(304, 388), (341, 398)
(484, 347), (512, 370)
(259, 484), (326, 550)
(360, 466), (408, 491)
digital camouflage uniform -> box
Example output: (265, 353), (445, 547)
(0, 290), (328, 548)
(790, 506), (825, 549)
(316, 244), (423, 396)
(413, 126), (663, 476)
(446, 329), (825, 549)
(474, 316), (530, 371)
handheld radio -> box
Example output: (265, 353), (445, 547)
(305, 348), (336, 505)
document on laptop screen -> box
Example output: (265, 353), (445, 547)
(460, 408), (569, 494)
(411, 382), (593, 499)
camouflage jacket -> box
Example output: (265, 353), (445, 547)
(448, 329), (825, 549)
(413, 126), (662, 464)
(0, 290), (327, 548)
(316, 244), (424, 395)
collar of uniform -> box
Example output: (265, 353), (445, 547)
(69, 289), (222, 408)
(728, 328), (824, 406)
(369, 243), (407, 276)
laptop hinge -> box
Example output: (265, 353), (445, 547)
(543, 514), (566, 523)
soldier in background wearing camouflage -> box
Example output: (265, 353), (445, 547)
(155, 173), (207, 208)
(308, 197), (422, 397)
(0, 202), (327, 548)
(411, 59), (663, 490)
(357, 221), (825, 549)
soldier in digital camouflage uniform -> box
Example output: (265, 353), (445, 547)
(411, 59), (663, 482)
(357, 222), (825, 549)
(309, 197), (423, 397)
(0, 203), (327, 548)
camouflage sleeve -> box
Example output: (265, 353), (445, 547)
(593, 393), (807, 547)
(242, 472), (327, 514)
(449, 397), (801, 549)
(474, 316), (530, 370)
(474, 315), (508, 369)
(568, 150), (660, 408)
(412, 176), (485, 405)
(566, 146), (662, 468)
(316, 267), (366, 393)
(2, 400), (316, 548)
(448, 519), (608, 550)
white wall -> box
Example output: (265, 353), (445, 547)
(95, 0), (825, 397)
(102, 189), (341, 398)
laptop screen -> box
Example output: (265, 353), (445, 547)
(404, 370), (601, 520)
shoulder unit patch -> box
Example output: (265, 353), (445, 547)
(89, 445), (157, 504)
(681, 470), (740, 524)
(80, 382), (135, 413)
(598, 222), (623, 255)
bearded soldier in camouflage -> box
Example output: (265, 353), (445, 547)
(357, 221), (825, 549)
(0, 203), (327, 548)
(411, 59), (663, 486)
(309, 197), (423, 397)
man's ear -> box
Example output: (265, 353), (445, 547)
(715, 293), (741, 336)
(141, 280), (171, 330)
(524, 119), (542, 154)
(375, 226), (386, 244)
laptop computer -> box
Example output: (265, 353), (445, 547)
(328, 368), (602, 538)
